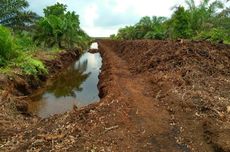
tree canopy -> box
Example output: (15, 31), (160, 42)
(0, 0), (39, 31)
(33, 3), (90, 49)
(0, 1), (91, 76)
(112, 0), (230, 43)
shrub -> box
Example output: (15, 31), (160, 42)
(15, 32), (38, 52)
(0, 26), (17, 65)
(13, 54), (48, 77)
(194, 28), (228, 43)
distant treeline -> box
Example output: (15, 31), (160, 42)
(111, 0), (230, 44)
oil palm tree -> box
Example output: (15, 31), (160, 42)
(34, 3), (90, 49)
(0, 0), (39, 31)
(185, 0), (224, 33)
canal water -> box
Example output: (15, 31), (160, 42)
(28, 44), (102, 118)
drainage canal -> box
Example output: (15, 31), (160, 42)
(28, 43), (101, 118)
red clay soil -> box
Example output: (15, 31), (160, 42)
(1, 40), (230, 152)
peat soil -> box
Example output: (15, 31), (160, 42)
(0, 49), (80, 150)
(1, 40), (230, 152)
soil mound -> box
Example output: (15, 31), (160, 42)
(100, 40), (230, 151)
(1, 40), (230, 151)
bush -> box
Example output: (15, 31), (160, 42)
(170, 6), (192, 39)
(0, 26), (17, 65)
(12, 54), (48, 77)
(194, 28), (228, 43)
(15, 32), (38, 52)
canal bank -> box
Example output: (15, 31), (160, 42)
(2, 40), (230, 151)
(28, 52), (102, 118)
(0, 48), (82, 149)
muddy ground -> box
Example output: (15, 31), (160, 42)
(1, 40), (230, 152)
(0, 49), (80, 150)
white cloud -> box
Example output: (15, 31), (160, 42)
(83, 4), (99, 27)
(56, 0), (64, 3)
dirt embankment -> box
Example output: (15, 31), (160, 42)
(0, 49), (80, 148)
(1, 40), (230, 152)
(99, 40), (230, 151)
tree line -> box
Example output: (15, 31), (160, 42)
(111, 0), (230, 44)
(0, 0), (91, 76)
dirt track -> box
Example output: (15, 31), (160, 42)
(1, 40), (230, 151)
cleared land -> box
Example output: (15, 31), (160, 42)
(1, 40), (230, 151)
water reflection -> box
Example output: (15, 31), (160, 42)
(28, 52), (102, 118)
(90, 42), (98, 49)
(47, 59), (90, 98)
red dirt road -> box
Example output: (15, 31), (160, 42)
(98, 40), (230, 152)
(98, 41), (185, 151)
(1, 40), (230, 152)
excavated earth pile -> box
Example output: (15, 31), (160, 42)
(1, 40), (230, 152)
(99, 40), (230, 152)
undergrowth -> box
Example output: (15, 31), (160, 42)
(15, 32), (38, 52)
(0, 26), (53, 77)
(12, 53), (48, 76)
(0, 53), (48, 78)
(0, 26), (18, 66)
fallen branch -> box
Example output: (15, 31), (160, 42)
(104, 125), (119, 134)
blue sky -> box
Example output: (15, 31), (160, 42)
(27, 0), (226, 37)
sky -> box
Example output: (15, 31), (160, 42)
(27, 0), (203, 37)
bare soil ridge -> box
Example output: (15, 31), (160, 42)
(1, 40), (230, 152)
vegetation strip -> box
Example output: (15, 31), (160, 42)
(111, 0), (230, 44)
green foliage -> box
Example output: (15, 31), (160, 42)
(0, 0), (39, 31)
(20, 59), (48, 76)
(113, 0), (229, 44)
(15, 32), (38, 51)
(34, 3), (90, 50)
(34, 15), (64, 48)
(0, 66), (11, 74)
(0, 1), (91, 78)
(214, 7), (230, 41)
(142, 16), (167, 40)
(116, 26), (136, 40)
(194, 28), (228, 43)
(12, 54), (48, 76)
(110, 34), (117, 40)
(135, 16), (154, 39)
(0, 25), (47, 77)
(169, 6), (192, 39)
(0, 25), (17, 65)
(185, 0), (224, 34)
(44, 3), (67, 17)
(74, 29), (91, 51)
(114, 16), (167, 40)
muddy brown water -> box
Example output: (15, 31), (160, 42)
(28, 51), (102, 118)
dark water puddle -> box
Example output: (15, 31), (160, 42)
(28, 51), (102, 118)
